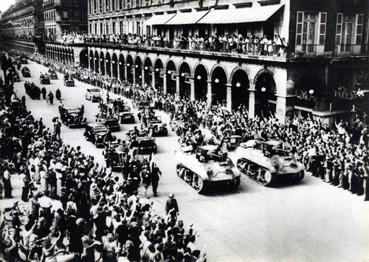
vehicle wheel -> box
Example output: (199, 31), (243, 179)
(184, 169), (192, 183)
(237, 159), (249, 174)
(231, 177), (240, 189)
(192, 174), (205, 193)
(258, 168), (273, 186)
(176, 165), (183, 178)
(297, 171), (305, 181)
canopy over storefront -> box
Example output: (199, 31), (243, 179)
(144, 13), (176, 26)
(197, 4), (284, 24)
(165, 10), (210, 25)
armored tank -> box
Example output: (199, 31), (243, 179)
(175, 145), (241, 193)
(232, 139), (305, 186)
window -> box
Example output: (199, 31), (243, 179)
(112, 22), (116, 34)
(120, 21), (124, 34)
(136, 21), (141, 34)
(318, 13), (327, 45)
(336, 13), (343, 45)
(295, 11), (326, 53)
(63, 11), (68, 19)
(336, 13), (363, 53)
(296, 12), (303, 45)
(366, 18), (369, 51)
(355, 14), (363, 45)
(112, 0), (115, 11)
(95, 23), (97, 34)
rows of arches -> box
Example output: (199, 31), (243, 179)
(46, 45), (75, 65)
(87, 50), (277, 115)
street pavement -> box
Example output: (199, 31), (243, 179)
(1, 61), (369, 262)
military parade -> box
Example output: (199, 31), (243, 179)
(1, 0), (369, 261)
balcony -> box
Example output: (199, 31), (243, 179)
(45, 37), (288, 65)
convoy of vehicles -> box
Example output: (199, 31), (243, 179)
(147, 116), (168, 137)
(64, 74), (75, 87)
(135, 136), (158, 155)
(49, 68), (58, 80)
(84, 123), (115, 148)
(21, 66), (31, 77)
(59, 106), (86, 128)
(232, 140), (305, 186)
(175, 145), (241, 193)
(96, 117), (120, 132)
(120, 111), (135, 124)
(85, 88), (102, 102)
(40, 73), (51, 84)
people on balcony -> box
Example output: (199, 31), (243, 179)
(50, 31), (288, 57)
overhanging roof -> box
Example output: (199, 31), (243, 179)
(197, 4), (284, 24)
(165, 10), (210, 25)
(145, 13), (176, 26)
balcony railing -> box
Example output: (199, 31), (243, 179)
(294, 44), (368, 58)
(45, 37), (288, 63)
(335, 44), (364, 56)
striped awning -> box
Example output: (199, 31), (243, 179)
(144, 13), (176, 26)
(165, 10), (210, 25)
(197, 4), (284, 24)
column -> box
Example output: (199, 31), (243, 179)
(152, 70), (156, 90)
(248, 84), (256, 119)
(226, 84), (232, 111)
(142, 67), (145, 87)
(124, 64), (128, 81)
(176, 75), (180, 97)
(276, 95), (287, 123)
(207, 80), (212, 106)
(163, 71), (167, 94)
(111, 60), (114, 78)
(132, 66), (136, 86)
(190, 76), (195, 101)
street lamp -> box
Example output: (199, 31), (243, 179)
(261, 87), (266, 92)
(167, 70), (172, 74)
(197, 75), (202, 80)
(214, 78), (219, 84)
(135, 65), (139, 68)
(127, 63), (130, 66)
(309, 89), (315, 95)
(236, 82), (241, 88)
(155, 68), (159, 72)
(181, 73), (186, 77)
(144, 66), (148, 70)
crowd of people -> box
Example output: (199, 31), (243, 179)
(0, 52), (206, 262)
(29, 50), (369, 202)
(52, 32), (288, 57)
(1, 47), (368, 262)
